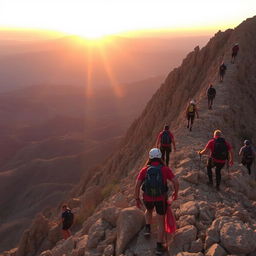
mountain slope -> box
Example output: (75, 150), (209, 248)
(0, 76), (163, 252)
(5, 16), (256, 256)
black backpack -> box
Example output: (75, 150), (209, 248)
(142, 165), (167, 197)
(243, 146), (254, 162)
(212, 137), (228, 161)
(64, 210), (74, 225)
(161, 131), (172, 145)
(207, 87), (216, 97)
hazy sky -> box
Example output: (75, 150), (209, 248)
(0, 0), (255, 38)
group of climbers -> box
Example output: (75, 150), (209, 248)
(133, 42), (256, 255)
(58, 42), (252, 256)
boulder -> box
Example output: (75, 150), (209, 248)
(178, 215), (196, 228)
(102, 207), (121, 227)
(206, 243), (227, 256)
(40, 251), (52, 256)
(189, 238), (203, 253)
(87, 219), (110, 249)
(182, 171), (199, 184)
(176, 253), (204, 256)
(220, 222), (256, 254)
(103, 244), (115, 256)
(51, 236), (76, 256)
(180, 201), (199, 216)
(115, 207), (145, 255)
(169, 225), (197, 255)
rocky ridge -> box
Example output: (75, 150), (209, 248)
(3, 16), (256, 256)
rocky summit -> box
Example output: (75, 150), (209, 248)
(2, 16), (256, 256)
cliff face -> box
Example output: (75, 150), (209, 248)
(5, 16), (256, 256)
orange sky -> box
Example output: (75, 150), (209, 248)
(0, 0), (256, 38)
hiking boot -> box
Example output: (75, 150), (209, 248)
(187, 124), (189, 128)
(144, 225), (151, 237)
(156, 243), (167, 255)
(189, 127), (192, 131)
(216, 185), (220, 191)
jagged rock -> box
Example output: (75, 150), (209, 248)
(115, 207), (145, 255)
(178, 215), (196, 228)
(104, 228), (117, 244)
(182, 171), (199, 184)
(102, 207), (121, 227)
(220, 221), (256, 254)
(70, 235), (88, 256)
(179, 201), (199, 216)
(50, 237), (77, 256)
(206, 243), (227, 256)
(176, 252), (204, 256)
(103, 244), (115, 256)
(47, 223), (62, 246)
(169, 225), (197, 255)
(189, 238), (203, 253)
(198, 201), (215, 222)
(87, 219), (110, 249)
(16, 214), (50, 256)
(205, 217), (230, 249)
(40, 250), (53, 256)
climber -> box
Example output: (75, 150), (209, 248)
(156, 124), (176, 166)
(186, 100), (199, 131)
(207, 84), (216, 110)
(239, 140), (256, 175)
(61, 204), (74, 239)
(198, 130), (233, 191)
(219, 62), (227, 82)
(231, 43), (239, 63)
(134, 148), (179, 255)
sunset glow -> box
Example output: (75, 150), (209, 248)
(1, 0), (256, 38)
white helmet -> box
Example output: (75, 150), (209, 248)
(149, 148), (162, 159)
(190, 100), (196, 104)
(235, 42), (239, 46)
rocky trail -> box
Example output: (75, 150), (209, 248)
(3, 16), (256, 256)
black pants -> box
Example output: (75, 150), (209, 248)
(160, 146), (171, 166)
(208, 96), (214, 108)
(207, 158), (225, 187)
(242, 159), (253, 175)
(187, 113), (195, 126)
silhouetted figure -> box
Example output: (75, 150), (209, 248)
(186, 100), (199, 132)
(207, 84), (216, 110)
(61, 205), (74, 239)
(231, 43), (239, 63)
(219, 62), (227, 82)
(199, 130), (234, 191)
(156, 124), (176, 166)
(239, 140), (255, 175)
(135, 148), (179, 255)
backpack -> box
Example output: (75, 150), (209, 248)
(207, 87), (216, 97)
(212, 137), (228, 161)
(64, 210), (74, 225)
(220, 64), (226, 72)
(188, 104), (195, 113)
(243, 146), (254, 162)
(142, 165), (167, 197)
(161, 131), (172, 145)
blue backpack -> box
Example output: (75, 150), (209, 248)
(161, 131), (172, 145)
(142, 165), (167, 197)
